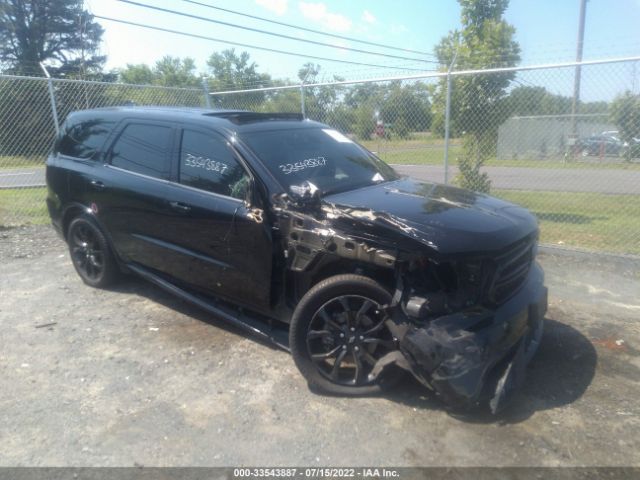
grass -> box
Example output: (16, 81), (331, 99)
(358, 135), (640, 170)
(375, 147), (640, 170)
(0, 187), (49, 227)
(0, 156), (45, 170)
(494, 189), (640, 255)
(360, 131), (449, 151)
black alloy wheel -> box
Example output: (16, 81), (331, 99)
(308, 295), (395, 386)
(67, 215), (118, 288)
(290, 274), (402, 395)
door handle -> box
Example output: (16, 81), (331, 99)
(169, 201), (191, 212)
(89, 179), (106, 190)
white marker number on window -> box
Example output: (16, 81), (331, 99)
(278, 156), (327, 175)
(184, 153), (228, 174)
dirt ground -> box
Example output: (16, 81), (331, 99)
(1, 225), (639, 467)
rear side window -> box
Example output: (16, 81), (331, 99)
(57, 119), (115, 159)
(179, 130), (249, 199)
(110, 123), (172, 180)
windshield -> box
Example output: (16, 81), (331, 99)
(240, 127), (399, 195)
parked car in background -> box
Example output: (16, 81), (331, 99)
(46, 107), (547, 414)
(577, 134), (625, 157)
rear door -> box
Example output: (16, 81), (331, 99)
(160, 127), (273, 311)
(97, 120), (178, 272)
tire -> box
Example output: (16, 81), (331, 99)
(290, 274), (403, 396)
(67, 215), (119, 288)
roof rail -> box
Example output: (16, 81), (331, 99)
(205, 111), (304, 124)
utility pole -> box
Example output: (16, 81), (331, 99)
(570, 0), (587, 138)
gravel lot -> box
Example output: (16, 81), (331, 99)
(1, 225), (639, 466)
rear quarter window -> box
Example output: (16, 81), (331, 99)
(57, 119), (115, 160)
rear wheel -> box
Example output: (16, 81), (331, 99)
(290, 274), (401, 395)
(67, 215), (119, 288)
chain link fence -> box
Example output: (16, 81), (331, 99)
(0, 74), (206, 228)
(1, 57), (639, 256)
(210, 57), (640, 256)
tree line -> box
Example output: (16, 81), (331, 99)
(1, 0), (638, 188)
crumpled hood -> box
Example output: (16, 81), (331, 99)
(323, 178), (538, 255)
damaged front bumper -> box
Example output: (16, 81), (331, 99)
(387, 262), (547, 414)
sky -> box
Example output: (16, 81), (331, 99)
(84, 0), (640, 99)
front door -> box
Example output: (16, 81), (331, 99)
(161, 127), (273, 312)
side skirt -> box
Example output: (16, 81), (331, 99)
(127, 263), (290, 351)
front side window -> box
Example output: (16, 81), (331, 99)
(57, 119), (115, 160)
(179, 130), (249, 200)
(110, 123), (172, 179)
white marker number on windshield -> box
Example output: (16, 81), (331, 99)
(279, 156), (327, 175)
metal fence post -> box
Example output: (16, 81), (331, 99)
(39, 62), (60, 135)
(443, 74), (452, 185)
(300, 83), (306, 118)
(202, 77), (212, 109)
(443, 51), (458, 185)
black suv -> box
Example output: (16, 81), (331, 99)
(46, 107), (547, 413)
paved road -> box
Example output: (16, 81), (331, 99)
(1, 225), (639, 466)
(2, 165), (639, 194)
(393, 164), (640, 195)
(0, 167), (45, 189)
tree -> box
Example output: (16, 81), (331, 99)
(120, 56), (200, 88)
(353, 105), (376, 141)
(296, 63), (344, 123)
(206, 49), (271, 108)
(610, 91), (640, 161)
(434, 0), (520, 192)
(0, 0), (105, 76)
(504, 86), (571, 116)
(153, 56), (200, 88)
(342, 83), (384, 139)
(113, 56), (203, 108)
(119, 64), (155, 86)
(380, 81), (432, 135)
(343, 83), (385, 109)
(0, 1), (105, 160)
(503, 85), (609, 117)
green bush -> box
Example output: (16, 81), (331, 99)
(392, 117), (411, 139)
(352, 106), (375, 141)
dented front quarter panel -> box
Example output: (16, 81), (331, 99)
(273, 180), (547, 413)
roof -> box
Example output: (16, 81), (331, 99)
(66, 106), (321, 133)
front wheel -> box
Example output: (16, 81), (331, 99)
(290, 274), (401, 395)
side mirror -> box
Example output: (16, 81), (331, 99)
(288, 181), (322, 209)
